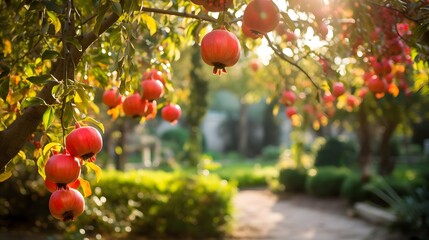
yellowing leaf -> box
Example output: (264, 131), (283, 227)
(388, 83), (399, 97)
(47, 11), (61, 33)
(3, 39), (11, 56)
(0, 171), (12, 182)
(79, 177), (92, 197)
(85, 162), (102, 182)
(141, 14), (157, 36)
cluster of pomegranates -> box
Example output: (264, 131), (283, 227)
(190, 0), (233, 12)
(102, 68), (181, 123)
(44, 123), (103, 221)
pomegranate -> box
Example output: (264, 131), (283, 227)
(323, 93), (335, 104)
(162, 104), (182, 123)
(142, 69), (166, 86)
(250, 59), (260, 72)
(280, 90), (296, 106)
(201, 28), (241, 74)
(243, 0), (280, 35)
(367, 75), (388, 93)
(191, 0), (205, 5)
(144, 100), (157, 120)
(285, 107), (297, 118)
(122, 93), (148, 117)
(141, 79), (164, 101)
(242, 23), (262, 39)
(49, 188), (85, 221)
(346, 95), (358, 108)
(203, 0), (233, 12)
(102, 88), (123, 108)
(45, 153), (81, 188)
(45, 178), (80, 193)
(66, 125), (103, 160)
(332, 82), (346, 97)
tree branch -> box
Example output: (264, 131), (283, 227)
(140, 7), (217, 23)
(264, 34), (320, 89)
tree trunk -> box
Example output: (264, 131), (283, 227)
(262, 97), (280, 147)
(238, 101), (249, 156)
(379, 120), (399, 176)
(358, 101), (371, 182)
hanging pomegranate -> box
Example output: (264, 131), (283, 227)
(280, 90), (296, 106)
(45, 178), (81, 193)
(66, 125), (103, 160)
(203, 0), (233, 12)
(243, 0), (280, 35)
(242, 23), (262, 39)
(142, 69), (166, 86)
(45, 153), (81, 188)
(332, 82), (346, 97)
(49, 188), (85, 221)
(285, 106), (298, 118)
(141, 79), (164, 101)
(122, 93), (148, 117)
(162, 104), (182, 123)
(367, 75), (388, 93)
(102, 88), (123, 108)
(201, 28), (241, 75)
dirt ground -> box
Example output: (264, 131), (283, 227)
(229, 189), (404, 240)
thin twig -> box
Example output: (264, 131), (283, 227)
(264, 34), (319, 89)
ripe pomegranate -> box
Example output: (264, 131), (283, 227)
(285, 107), (298, 118)
(332, 82), (346, 97)
(323, 93), (335, 104)
(243, 0), (280, 35)
(280, 90), (296, 106)
(191, 0), (205, 5)
(102, 88), (123, 108)
(122, 93), (148, 117)
(346, 95), (358, 108)
(141, 79), (164, 101)
(66, 125), (103, 160)
(142, 69), (166, 86)
(367, 75), (388, 93)
(250, 59), (260, 72)
(45, 153), (81, 188)
(162, 104), (182, 123)
(49, 188), (85, 221)
(144, 100), (158, 120)
(45, 178), (80, 193)
(242, 23), (262, 39)
(203, 0), (233, 12)
(201, 28), (241, 74)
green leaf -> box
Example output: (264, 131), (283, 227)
(21, 97), (47, 109)
(37, 142), (61, 180)
(85, 162), (102, 182)
(42, 107), (55, 130)
(27, 74), (51, 84)
(43, 0), (63, 14)
(141, 14), (157, 36)
(47, 11), (61, 33)
(0, 171), (12, 182)
(65, 37), (82, 52)
(94, 4), (109, 35)
(111, 1), (122, 16)
(0, 79), (9, 101)
(42, 50), (59, 60)
(81, 116), (104, 133)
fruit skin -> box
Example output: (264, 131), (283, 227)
(102, 88), (123, 108)
(45, 154), (81, 187)
(332, 82), (346, 97)
(142, 69), (166, 86)
(162, 104), (182, 123)
(242, 23), (262, 39)
(141, 79), (164, 101)
(66, 126), (103, 160)
(122, 93), (148, 117)
(201, 28), (241, 74)
(203, 0), (233, 12)
(323, 93), (335, 104)
(191, 0), (205, 5)
(280, 90), (296, 106)
(45, 178), (80, 193)
(285, 107), (297, 118)
(367, 75), (388, 93)
(49, 188), (85, 221)
(243, 0), (280, 34)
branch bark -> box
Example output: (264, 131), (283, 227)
(0, 12), (120, 170)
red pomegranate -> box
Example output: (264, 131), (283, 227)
(201, 28), (241, 74)
(346, 95), (358, 108)
(323, 93), (335, 104)
(49, 188), (85, 221)
(242, 23), (262, 39)
(45, 178), (81, 193)
(250, 59), (260, 72)
(142, 69), (166, 86)
(280, 90), (296, 106)
(332, 82), (346, 97)
(122, 93), (148, 117)
(191, 0), (206, 5)
(66, 125), (103, 160)
(203, 0), (233, 12)
(102, 88), (123, 108)
(367, 75), (388, 93)
(285, 107), (297, 118)
(45, 153), (81, 187)
(243, 0), (280, 35)
(144, 100), (157, 120)
(141, 79), (164, 101)
(162, 104), (182, 123)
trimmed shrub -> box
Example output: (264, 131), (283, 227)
(278, 168), (307, 193)
(306, 167), (350, 197)
(314, 138), (358, 167)
(261, 145), (282, 161)
(340, 173), (367, 204)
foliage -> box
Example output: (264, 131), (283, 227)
(278, 167), (307, 193)
(314, 138), (358, 167)
(0, 168), (236, 238)
(306, 167), (350, 197)
(261, 145), (283, 161)
(160, 127), (189, 154)
(340, 173), (367, 204)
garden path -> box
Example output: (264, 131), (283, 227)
(230, 189), (403, 240)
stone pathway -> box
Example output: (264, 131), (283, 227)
(230, 189), (402, 240)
